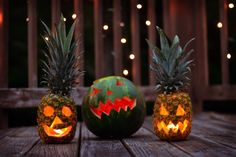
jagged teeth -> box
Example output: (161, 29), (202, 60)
(157, 119), (189, 134)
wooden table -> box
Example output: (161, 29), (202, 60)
(1, 112), (236, 157)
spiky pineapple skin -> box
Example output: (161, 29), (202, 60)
(37, 94), (77, 144)
(153, 92), (192, 141)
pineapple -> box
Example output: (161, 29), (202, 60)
(37, 15), (82, 144)
(147, 27), (194, 141)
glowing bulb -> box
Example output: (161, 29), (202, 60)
(146, 20), (151, 26)
(123, 69), (129, 75)
(121, 38), (127, 44)
(129, 54), (135, 60)
(227, 53), (231, 59)
(45, 37), (49, 41)
(217, 22), (223, 28)
(26, 18), (29, 22)
(63, 18), (66, 22)
(103, 25), (109, 30)
(229, 3), (234, 8)
(72, 13), (77, 19)
(120, 22), (125, 27)
(136, 4), (142, 9)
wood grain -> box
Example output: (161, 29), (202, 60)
(0, 127), (39, 157)
(144, 115), (236, 157)
(27, 0), (38, 87)
(80, 123), (130, 157)
(25, 124), (80, 157)
(0, 86), (156, 108)
(0, 87), (87, 108)
(131, 0), (141, 85)
(122, 127), (191, 157)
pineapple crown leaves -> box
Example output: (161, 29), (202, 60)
(146, 26), (195, 94)
(41, 15), (83, 96)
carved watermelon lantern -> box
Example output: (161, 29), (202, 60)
(82, 76), (146, 138)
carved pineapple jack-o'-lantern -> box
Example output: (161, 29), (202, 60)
(37, 15), (82, 144)
(37, 95), (77, 143)
(147, 26), (194, 140)
(153, 93), (192, 140)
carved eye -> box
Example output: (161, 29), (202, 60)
(160, 104), (169, 116)
(91, 88), (100, 96)
(176, 105), (185, 116)
(44, 106), (54, 117)
(116, 80), (124, 86)
(62, 106), (72, 117)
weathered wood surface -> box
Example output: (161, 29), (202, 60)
(1, 113), (236, 157)
(0, 87), (156, 108)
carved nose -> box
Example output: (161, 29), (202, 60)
(53, 116), (63, 124)
(50, 116), (63, 128)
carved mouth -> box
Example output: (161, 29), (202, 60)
(43, 116), (72, 137)
(90, 96), (136, 119)
(157, 119), (189, 134)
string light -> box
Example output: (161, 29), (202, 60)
(123, 69), (129, 76)
(217, 22), (223, 28)
(63, 18), (66, 22)
(26, 18), (29, 22)
(45, 36), (49, 41)
(227, 53), (231, 59)
(72, 13), (77, 19)
(229, 3), (234, 8)
(136, 4), (142, 9)
(121, 38), (127, 44)
(146, 20), (151, 26)
(120, 22), (125, 27)
(129, 54), (135, 60)
(103, 25), (109, 30)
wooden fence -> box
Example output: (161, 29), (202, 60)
(0, 0), (235, 128)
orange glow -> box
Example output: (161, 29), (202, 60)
(176, 105), (185, 116)
(0, 13), (3, 24)
(157, 119), (189, 134)
(43, 116), (72, 137)
(44, 106), (54, 117)
(159, 104), (169, 115)
(62, 106), (72, 117)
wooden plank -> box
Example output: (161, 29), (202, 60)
(147, 0), (156, 86)
(51, 0), (60, 28)
(0, 0), (8, 88)
(74, 0), (84, 86)
(0, 127), (39, 157)
(80, 123), (130, 157)
(94, 0), (104, 78)
(201, 85), (236, 100)
(131, 0), (141, 85)
(219, 0), (229, 85)
(0, 87), (88, 108)
(122, 127), (191, 157)
(144, 116), (236, 157)
(191, 0), (208, 113)
(27, 0), (38, 87)
(25, 124), (80, 157)
(0, 128), (19, 139)
(113, 0), (122, 76)
(208, 112), (236, 124)
(0, 86), (156, 109)
(192, 115), (236, 149)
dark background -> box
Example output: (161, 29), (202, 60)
(6, 0), (236, 127)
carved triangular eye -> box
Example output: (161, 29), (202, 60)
(176, 105), (185, 116)
(160, 104), (169, 115)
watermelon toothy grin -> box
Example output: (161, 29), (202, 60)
(90, 96), (136, 119)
